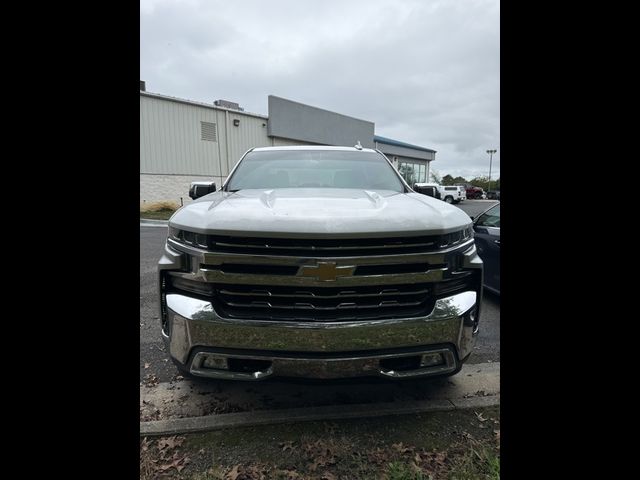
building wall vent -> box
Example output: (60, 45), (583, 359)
(201, 121), (218, 142)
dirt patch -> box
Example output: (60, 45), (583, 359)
(140, 406), (499, 479)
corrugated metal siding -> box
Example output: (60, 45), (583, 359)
(226, 112), (271, 173)
(140, 95), (272, 176)
(141, 95), (221, 175)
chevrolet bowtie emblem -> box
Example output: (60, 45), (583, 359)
(298, 262), (356, 282)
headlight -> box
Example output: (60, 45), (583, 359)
(168, 227), (209, 249)
(438, 227), (473, 248)
(168, 226), (181, 241)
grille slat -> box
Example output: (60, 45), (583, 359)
(218, 287), (430, 299)
(172, 231), (473, 257)
(213, 283), (437, 321)
(223, 300), (423, 310)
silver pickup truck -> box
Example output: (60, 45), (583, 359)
(158, 146), (482, 381)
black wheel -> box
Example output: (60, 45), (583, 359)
(444, 196), (453, 204)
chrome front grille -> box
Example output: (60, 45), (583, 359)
(165, 232), (477, 322)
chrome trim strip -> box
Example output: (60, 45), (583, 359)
(198, 268), (448, 286)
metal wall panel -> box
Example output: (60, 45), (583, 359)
(267, 95), (375, 148)
(226, 112), (271, 173)
(141, 94), (272, 176)
(140, 95), (221, 175)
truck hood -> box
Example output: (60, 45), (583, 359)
(169, 188), (472, 237)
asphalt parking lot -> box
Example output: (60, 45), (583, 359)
(453, 198), (498, 220)
(140, 199), (500, 383)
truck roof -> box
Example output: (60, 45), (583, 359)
(252, 145), (377, 153)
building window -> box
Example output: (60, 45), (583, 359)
(201, 121), (217, 142)
(398, 160), (428, 185)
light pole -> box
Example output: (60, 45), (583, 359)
(486, 149), (497, 192)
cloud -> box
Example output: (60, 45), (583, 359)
(141, 0), (500, 180)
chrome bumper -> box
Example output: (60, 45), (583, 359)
(162, 290), (479, 380)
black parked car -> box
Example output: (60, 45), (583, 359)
(486, 190), (500, 200)
(473, 202), (500, 295)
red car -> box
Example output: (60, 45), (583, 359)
(466, 186), (484, 199)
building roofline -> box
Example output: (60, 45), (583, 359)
(139, 90), (268, 119)
(374, 135), (437, 153)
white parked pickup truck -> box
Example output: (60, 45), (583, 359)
(159, 146), (482, 381)
(438, 185), (466, 204)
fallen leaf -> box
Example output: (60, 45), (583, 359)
(157, 435), (185, 452)
(475, 411), (488, 422)
(280, 441), (294, 452)
(140, 437), (151, 452)
(227, 464), (240, 480)
(392, 442), (412, 454)
(144, 363), (150, 369)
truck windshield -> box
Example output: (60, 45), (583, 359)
(226, 150), (405, 192)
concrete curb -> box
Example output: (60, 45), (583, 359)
(140, 394), (499, 437)
(140, 219), (169, 226)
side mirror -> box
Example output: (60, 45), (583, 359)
(189, 181), (217, 200)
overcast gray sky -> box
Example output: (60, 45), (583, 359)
(141, 0), (500, 180)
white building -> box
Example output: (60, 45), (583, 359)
(140, 85), (436, 206)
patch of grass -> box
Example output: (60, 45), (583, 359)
(188, 466), (225, 480)
(140, 201), (180, 220)
(162, 406), (500, 479)
(140, 209), (176, 220)
(448, 443), (500, 480)
(141, 200), (181, 212)
(385, 460), (433, 480)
